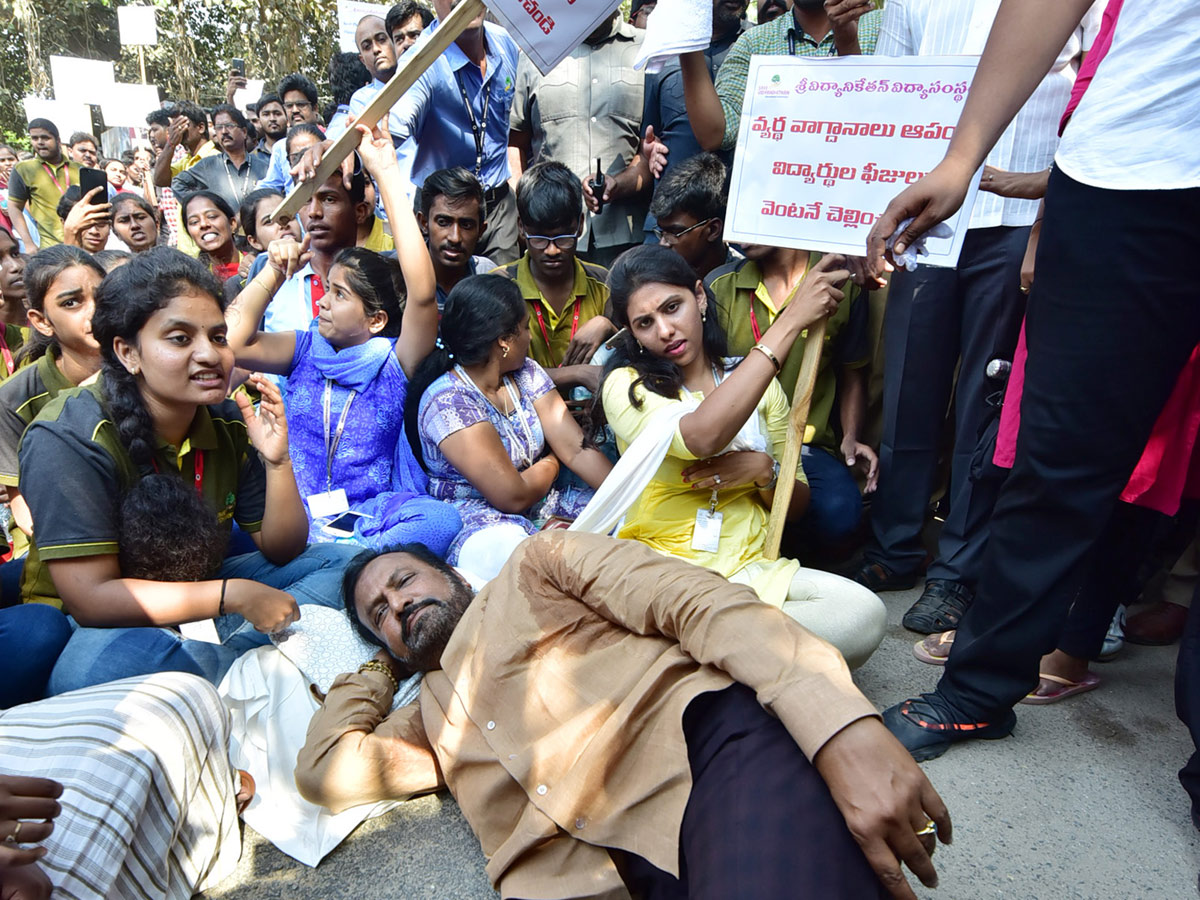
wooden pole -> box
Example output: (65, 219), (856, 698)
(763, 316), (828, 561)
(138, 45), (147, 84)
(266, 0), (487, 223)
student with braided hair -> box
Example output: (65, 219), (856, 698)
(15, 246), (357, 695)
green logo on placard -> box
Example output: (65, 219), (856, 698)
(771, 74), (781, 84)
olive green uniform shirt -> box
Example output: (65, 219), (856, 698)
(495, 255), (610, 370)
(17, 380), (265, 606)
(706, 255), (868, 449)
(6, 157), (81, 247)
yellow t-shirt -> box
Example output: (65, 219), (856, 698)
(601, 364), (803, 606)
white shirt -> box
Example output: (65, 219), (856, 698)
(1057, 2), (1200, 190)
(265, 263), (319, 336)
(876, 0), (1102, 228)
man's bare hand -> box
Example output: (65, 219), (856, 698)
(225, 70), (248, 104)
(582, 174), (617, 214)
(826, 0), (875, 28)
(290, 139), (356, 191)
(814, 717), (951, 900)
(642, 125), (669, 179)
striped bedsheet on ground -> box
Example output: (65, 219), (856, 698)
(0, 672), (242, 899)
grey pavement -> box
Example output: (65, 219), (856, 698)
(203, 584), (1198, 900)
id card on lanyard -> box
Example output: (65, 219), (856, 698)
(306, 380), (355, 518)
(454, 69), (491, 178)
(692, 489), (723, 553)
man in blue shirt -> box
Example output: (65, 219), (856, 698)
(383, 0), (520, 263)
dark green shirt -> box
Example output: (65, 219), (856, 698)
(18, 379), (265, 607)
(706, 255), (868, 450)
(0, 349), (76, 486)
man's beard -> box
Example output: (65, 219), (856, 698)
(793, 0), (826, 10)
(713, 3), (744, 34)
(397, 575), (474, 672)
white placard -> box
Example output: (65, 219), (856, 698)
(486, 0), (623, 75)
(724, 55), (984, 268)
(337, 0), (391, 52)
(117, 6), (158, 46)
(22, 97), (94, 138)
(98, 83), (161, 128)
(50, 55), (116, 108)
(233, 79), (267, 113)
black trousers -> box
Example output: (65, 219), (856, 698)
(940, 169), (1200, 718)
(1176, 583), (1200, 821)
(619, 685), (886, 900)
(1056, 502), (1164, 660)
(867, 225), (1029, 585)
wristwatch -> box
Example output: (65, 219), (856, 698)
(758, 458), (781, 490)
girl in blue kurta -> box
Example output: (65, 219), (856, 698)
(224, 124), (461, 553)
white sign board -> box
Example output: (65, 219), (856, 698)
(337, 0), (391, 52)
(233, 79), (267, 113)
(725, 55), (983, 268)
(50, 55), (116, 108)
(98, 83), (162, 128)
(23, 97), (93, 138)
(487, 0), (623, 74)
(117, 6), (158, 46)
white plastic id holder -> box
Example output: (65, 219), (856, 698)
(179, 618), (222, 644)
(307, 488), (350, 519)
(691, 490), (723, 553)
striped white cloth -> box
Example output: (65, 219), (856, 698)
(0, 672), (242, 899)
(875, 0), (1104, 228)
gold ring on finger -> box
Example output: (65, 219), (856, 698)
(5, 820), (22, 843)
(915, 819), (936, 836)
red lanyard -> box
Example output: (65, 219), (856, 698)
(150, 450), (204, 497)
(42, 163), (69, 195)
(749, 304), (766, 343)
(0, 330), (13, 377)
(309, 274), (325, 320)
(533, 298), (581, 367)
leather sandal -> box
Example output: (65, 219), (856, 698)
(903, 579), (974, 634)
(851, 561), (921, 593)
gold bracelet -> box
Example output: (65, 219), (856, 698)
(357, 660), (399, 693)
(751, 342), (781, 373)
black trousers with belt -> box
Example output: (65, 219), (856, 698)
(619, 685), (887, 900)
(938, 168), (1200, 719)
(866, 224), (1029, 586)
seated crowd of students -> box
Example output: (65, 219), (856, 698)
(0, 120), (892, 889)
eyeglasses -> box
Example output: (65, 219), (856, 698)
(213, 122), (242, 133)
(283, 100), (313, 112)
(653, 218), (715, 245)
(525, 232), (577, 250)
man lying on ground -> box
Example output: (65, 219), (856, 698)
(297, 531), (949, 900)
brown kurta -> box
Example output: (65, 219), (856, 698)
(297, 532), (878, 900)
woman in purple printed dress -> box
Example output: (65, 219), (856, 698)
(406, 275), (612, 580)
